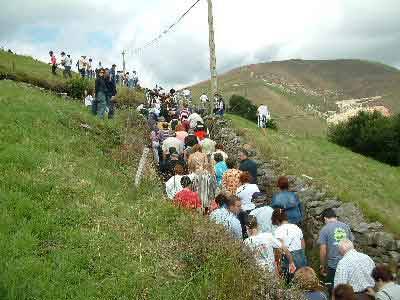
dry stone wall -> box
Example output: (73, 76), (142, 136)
(207, 117), (400, 269)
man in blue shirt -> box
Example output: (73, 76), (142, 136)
(238, 149), (257, 184)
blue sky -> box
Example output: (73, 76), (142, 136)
(1, 0), (399, 88)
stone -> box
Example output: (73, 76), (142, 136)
(368, 222), (384, 231)
(389, 251), (400, 263)
(352, 222), (370, 234)
(334, 203), (365, 229)
(366, 232), (396, 250)
(308, 199), (342, 216)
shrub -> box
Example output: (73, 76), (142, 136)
(229, 95), (258, 122)
(66, 77), (94, 99)
(114, 86), (146, 107)
(328, 111), (400, 166)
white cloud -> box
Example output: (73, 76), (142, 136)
(1, 0), (399, 89)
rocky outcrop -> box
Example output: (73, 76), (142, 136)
(208, 117), (400, 268)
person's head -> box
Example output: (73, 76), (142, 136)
(215, 144), (224, 151)
(162, 123), (169, 130)
(239, 171), (252, 184)
(67, 54), (70, 57)
(215, 193), (229, 208)
(98, 68), (105, 77)
(372, 265), (394, 289)
(89, 58), (92, 62)
(271, 208), (288, 226)
(112, 64), (116, 69)
(192, 144), (203, 153)
(293, 267), (323, 292)
(226, 158), (237, 169)
(214, 153), (224, 163)
(239, 149), (249, 161)
(332, 284), (356, 300)
(277, 176), (289, 190)
(176, 124), (184, 132)
(227, 195), (241, 215)
(246, 215), (259, 236)
(104, 69), (110, 76)
(322, 208), (337, 223)
(49, 51), (53, 56)
(61, 51), (65, 56)
(180, 176), (192, 189)
(338, 239), (354, 256)
(169, 147), (177, 155)
(183, 102), (188, 108)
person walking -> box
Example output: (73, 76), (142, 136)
(49, 51), (57, 75)
(244, 215), (296, 274)
(94, 68), (108, 118)
(77, 55), (87, 78)
(173, 176), (202, 211)
(334, 240), (375, 299)
(238, 149), (258, 184)
(64, 54), (73, 78)
(105, 69), (117, 119)
(87, 58), (93, 79)
(293, 267), (328, 300)
(318, 208), (354, 292)
(271, 176), (303, 225)
(369, 265), (400, 300)
(272, 208), (307, 281)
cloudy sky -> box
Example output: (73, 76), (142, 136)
(1, 0), (399, 88)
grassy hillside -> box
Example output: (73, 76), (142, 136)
(0, 50), (145, 106)
(226, 114), (400, 236)
(0, 80), (271, 299)
(190, 59), (400, 136)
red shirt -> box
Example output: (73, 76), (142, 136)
(50, 55), (57, 65)
(174, 188), (202, 210)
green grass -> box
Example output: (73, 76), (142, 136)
(227, 114), (400, 236)
(0, 50), (77, 91)
(0, 80), (272, 299)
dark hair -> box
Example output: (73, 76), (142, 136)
(372, 265), (394, 282)
(271, 208), (288, 225)
(322, 208), (337, 219)
(227, 195), (241, 207)
(277, 176), (289, 190)
(240, 149), (249, 157)
(216, 144), (224, 150)
(169, 147), (177, 155)
(215, 194), (228, 207)
(191, 144), (203, 153)
(61, 51), (65, 55)
(181, 176), (192, 188)
(214, 153), (224, 163)
(239, 172), (252, 184)
(246, 215), (258, 230)
(162, 123), (169, 129)
(226, 158), (237, 169)
(174, 164), (185, 175)
(333, 284), (356, 300)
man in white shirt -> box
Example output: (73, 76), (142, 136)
(334, 240), (375, 293)
(64, 54), (73, 78)
(257, 105), (270, 128)
(200, 93), (209, 104)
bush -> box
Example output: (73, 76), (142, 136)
(328, 111), (400, 166)
(114, 86), (146, 107)
(229, 95), (258, 122)
(66, 77), (94, 99)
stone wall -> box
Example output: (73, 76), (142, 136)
(208, 117), (400, 270)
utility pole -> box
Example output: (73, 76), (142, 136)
(122, 50), (126, 74)
(207, 0), (218, 115)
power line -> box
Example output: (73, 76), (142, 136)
(127, 0), (201, 56)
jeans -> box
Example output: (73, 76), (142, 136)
(79, 69), (86, 78)
(51, 64), (57, 75)
(106, 95), (115, 119)
(63, 66), (72, 78)
(238, 210), (250, 239)
(96, 91), (107, 118)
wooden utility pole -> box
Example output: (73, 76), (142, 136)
(207, 0), (218, 114)
(122, 50), (126, 74)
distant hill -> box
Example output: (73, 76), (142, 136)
(189, 59), (400, 136)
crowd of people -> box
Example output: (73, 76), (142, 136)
(140, 96), (399, 300)
(48, 51), (139, 87)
